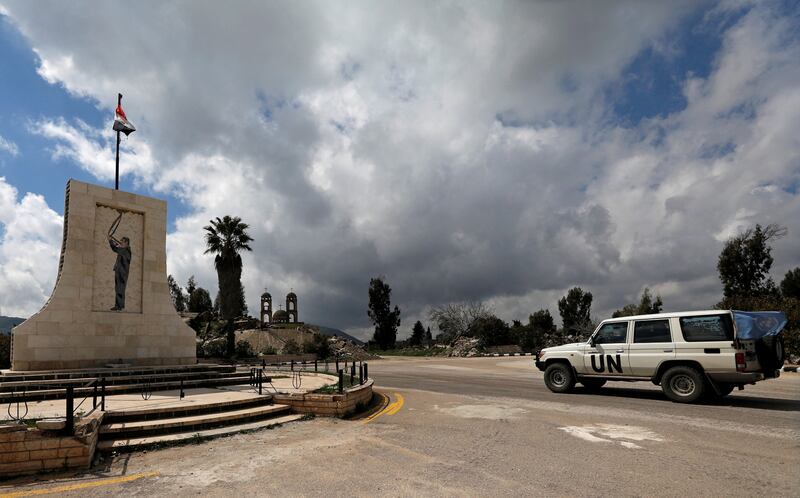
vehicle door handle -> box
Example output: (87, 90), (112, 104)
(615, 349), (624, 353)
(663, 350), (673, 353)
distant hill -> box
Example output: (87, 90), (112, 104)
(0, 316), (25, 335)
(313, 325), (365, 346)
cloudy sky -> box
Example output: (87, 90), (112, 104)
(0, 1), (797, 340)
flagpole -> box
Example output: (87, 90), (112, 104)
(115, 93), (122, 190)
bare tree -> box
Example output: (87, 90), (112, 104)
(429, 301), (493, 342)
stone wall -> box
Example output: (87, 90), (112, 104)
(0, 412), (103, 477)
(11, 179), (196, 370)
(273, 379), (373, 417)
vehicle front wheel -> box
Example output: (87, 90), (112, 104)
(579, 378), (607, 391)
(661, 366), (706, 403)
(544, 363), (576, 393)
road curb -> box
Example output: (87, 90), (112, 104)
(479, 353), (534, 357)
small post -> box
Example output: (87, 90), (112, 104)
(93, 382), (98, 409)
(338, 369), (344, 394)
(364, 363), (368, 381)
(335, 358), (339, 372)
(350, 363), (355, 384)
(359, 364), (364, 384)
(258, 369), (263, 395)
(101, 377), (106, 411)
(65, 386), (74, 436)
(291, 360), (295, 371)
(180, 379), (185, 400)
(314, 360), (318, 372)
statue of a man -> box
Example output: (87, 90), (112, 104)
(109, 235), (131, 311)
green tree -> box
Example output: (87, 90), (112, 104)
(188, 286), (213, 314)
(409, 321), (425, 346)
(367, 276), (401, 350)
(468, 315), (511, 347)
(612, 288), (663, 317)
(237, 283), (248, 317)
(303, 333), (332, 359)
(235, 340), (255, 358)
(781, 267), (800, 300)
(717, 224), (785, 299)
(514, 309), (557, 351)
(558, 287), (593, 333)
(204, 215), (254, 357)
(186, 275), (197, 299)
(168, 274), (186, 312)
(282, 338), (301, 355)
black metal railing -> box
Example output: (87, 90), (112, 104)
(6, 386), (28, 423)
(64, 377), (106, 435)
(248, 358), (369, 395)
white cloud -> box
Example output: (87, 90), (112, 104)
(0, 135), (19, 156)
(29, 117), (157, 185)
(0, 1), (798, 337)
(0, 177), (62, 317)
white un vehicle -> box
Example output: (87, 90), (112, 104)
(534, 310), (787, 403)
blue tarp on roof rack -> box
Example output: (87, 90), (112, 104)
(733, 311), (788, 340)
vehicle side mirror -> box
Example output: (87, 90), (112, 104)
(588, 337), (596, 347)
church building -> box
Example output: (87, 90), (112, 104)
(260, 290), (299, 327)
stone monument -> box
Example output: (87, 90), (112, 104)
(10, 179), (196, 370)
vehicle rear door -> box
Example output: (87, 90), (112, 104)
(675, 313), (736, 374)
(628, 318), (675, 377)
(584, 321), (631, 376)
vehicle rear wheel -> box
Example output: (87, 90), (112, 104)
(544, 363), (575, 393)
(661, 366), (706, 403)
(579, 378), (607, 391)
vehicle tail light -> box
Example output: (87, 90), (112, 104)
(735, 352), (746, 371)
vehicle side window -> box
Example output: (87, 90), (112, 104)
(633, 320), (671, 343)
(679, 315), (734, 342)
(593, 322), (628, 344)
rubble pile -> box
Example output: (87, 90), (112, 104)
(446, 337), (482, 357)
(329, 336), (379, 360)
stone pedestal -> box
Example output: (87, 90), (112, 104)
(11, 179), (196, 371)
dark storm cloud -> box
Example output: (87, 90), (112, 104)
(2, 0), (798, 339)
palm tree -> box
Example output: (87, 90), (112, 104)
(203, 215), (253, 357)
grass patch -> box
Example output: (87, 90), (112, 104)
(313, 375), (363, 394)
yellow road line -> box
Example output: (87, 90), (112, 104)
(363, 392), (404, 424)
(362, 392), (390, 424)
(384, 393), (404, 415)
(0, 471), (160, 498)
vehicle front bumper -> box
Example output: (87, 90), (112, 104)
(534, 359), (545, 371)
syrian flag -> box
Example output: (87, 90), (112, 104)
(113, 93), (136, 136)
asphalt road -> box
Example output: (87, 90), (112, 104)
(2, 356), (798, 497)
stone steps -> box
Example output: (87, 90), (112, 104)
(96, 413), (305, 452)
(104, 394), (276, 423)
(100, 403), (290, 438)
(96, 395), (302, 452)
